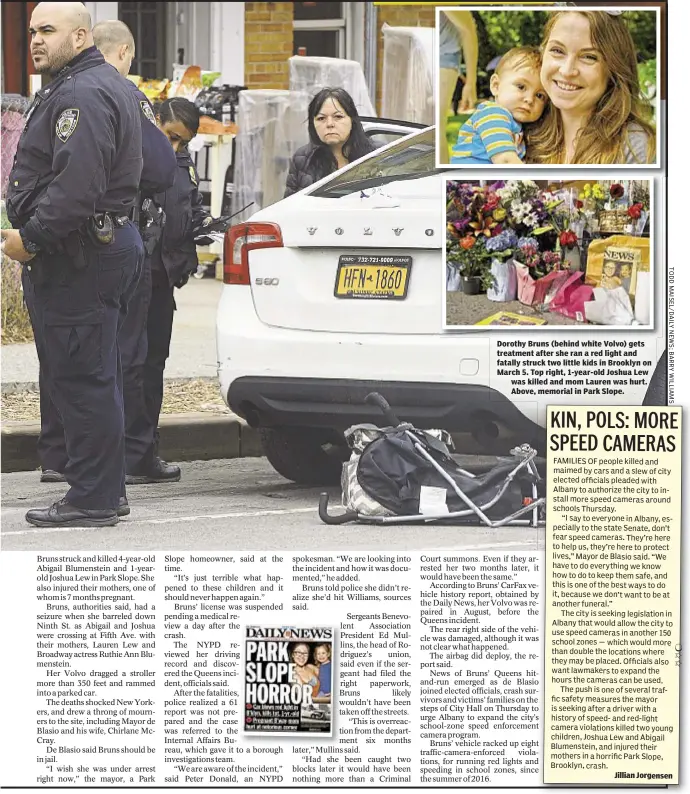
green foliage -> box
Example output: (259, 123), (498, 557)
(625, 11), (657, 62)
(447, 238), (492, 283)
(476, 10), (548, 70)
(638, 58), (657, 99)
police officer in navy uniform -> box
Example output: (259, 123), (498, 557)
(132, 97), (214, 485)
(3, 2), (143, 527)
(35, 18), (178, 490)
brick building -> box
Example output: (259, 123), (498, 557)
(2, 2), (449, 115)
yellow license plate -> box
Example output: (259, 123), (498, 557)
(334, 255), (412, 299)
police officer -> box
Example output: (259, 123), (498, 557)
(3, 2), (143, 527)
(132, 97), (214, 485)
(35, 19), (177, 489)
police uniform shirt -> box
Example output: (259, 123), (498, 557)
(150, 149), (208, 287)
(6, 46), (142, 250)
(123, 79), (177, 197)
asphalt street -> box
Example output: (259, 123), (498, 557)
(1, 457), (545, 552)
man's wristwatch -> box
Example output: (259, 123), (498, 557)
(19, 228), (42, 255)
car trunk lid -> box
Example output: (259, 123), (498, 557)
(246, 181), (443, 334)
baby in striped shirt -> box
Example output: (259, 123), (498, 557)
(450, 47), (547, 165)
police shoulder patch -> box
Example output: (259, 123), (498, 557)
(140, 100), (156, 125)
(189, 167), (198, 186)
(56, 108), (79, 143)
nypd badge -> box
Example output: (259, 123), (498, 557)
(189, 167), (198, 186)
(56, 108), (79, 143)
(140, 100), (156, 125)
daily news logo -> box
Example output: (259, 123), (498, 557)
(246, 626), (334, 640)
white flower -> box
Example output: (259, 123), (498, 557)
(496, 184), (519, 202)
(510, 201), (530, 222)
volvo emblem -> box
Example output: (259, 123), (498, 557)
(425, 229), (434, 237)
(307, 227), (317, 235)
(393, 228), (403, 236)
(363, 228), (373, 236)
(335, 228), (344, 235)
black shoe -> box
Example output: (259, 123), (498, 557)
(40, 469), (66, 483)
(125, 457), (181, 485)
(26, 498), (118, 528)
(118, 497), (130, 517)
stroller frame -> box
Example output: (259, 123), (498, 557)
(319, 393), (546, 528)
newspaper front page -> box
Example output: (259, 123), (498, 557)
(0, 1), (684, 793)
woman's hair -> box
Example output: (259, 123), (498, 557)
(305, 87), (374, 180)
(314, 643), (331, 661)
(526, 11), (656, 164)
(157, 97), (201, 136)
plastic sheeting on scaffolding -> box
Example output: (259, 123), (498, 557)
(230, 89), (310, 224)
(289, 55), (376, 118)
(381, 25), (436, 125)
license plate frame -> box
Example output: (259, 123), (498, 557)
(334, 255), (412, 300)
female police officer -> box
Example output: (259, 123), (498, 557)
(124, 98), (212, 484)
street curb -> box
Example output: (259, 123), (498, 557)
(1, 412), (262, 473)
(0, 375), (219, 395)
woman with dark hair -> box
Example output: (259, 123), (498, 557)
(284, 87), (376, 197)
(125, 97), (213, 485)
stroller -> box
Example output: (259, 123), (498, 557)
(318, 393), (546, 527)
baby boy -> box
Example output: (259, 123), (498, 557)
(450, 46), (547, 165)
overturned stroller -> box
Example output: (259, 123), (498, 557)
(318, 393), (546, 527)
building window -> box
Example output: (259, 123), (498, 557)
(293, 2), (347, 58)
(119, 2), (167, 79)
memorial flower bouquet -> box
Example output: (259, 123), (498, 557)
(446, 233), (494, 289)
(446, 182), (512, 290)
(514, 237), (563, 280)
(495, 180), (550, 236)
(579, 182), (606, 213)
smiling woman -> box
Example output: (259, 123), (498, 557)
(527, 10), (656, 164)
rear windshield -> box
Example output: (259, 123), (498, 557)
(310, 128), (454, 198)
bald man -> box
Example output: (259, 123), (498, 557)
(93, 20), (176, 200)
(25, 19), (179, 488)
(4, 2), (144, 527)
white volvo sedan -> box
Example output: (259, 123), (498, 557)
(217, 127), (666, 484)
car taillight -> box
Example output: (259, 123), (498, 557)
(224, 222), (283, 285)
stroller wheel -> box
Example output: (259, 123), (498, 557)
(260, 427), (347, 485)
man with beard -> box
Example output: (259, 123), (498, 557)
(34, 19), (179, 489)
(2, 2), (143, 527)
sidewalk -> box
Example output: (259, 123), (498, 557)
(0, 277), (264, 471)
(1, 276), (223, 391)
